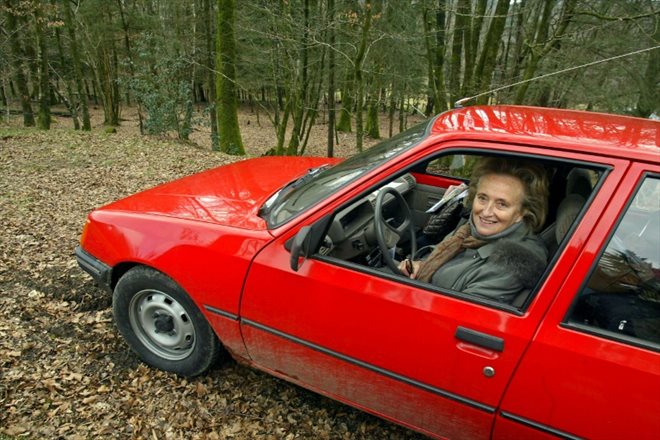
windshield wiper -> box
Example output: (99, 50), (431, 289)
(259, 164), (331, 217)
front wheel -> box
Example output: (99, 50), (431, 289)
(113, 266), (222, 377)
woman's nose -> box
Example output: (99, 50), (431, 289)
(481, 202), (494, 216)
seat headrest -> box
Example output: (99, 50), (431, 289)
(566, 168), (592, 199)
(555, 193), (586, 244)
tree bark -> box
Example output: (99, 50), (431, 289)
(634, 24), (659, 117)
(365, 89), (380, 139)
(53, 18), (79, 130)
(354, 1), (373, 152)
(34, 3), (51, 130)
(215, 0), (244, 155)
(422, 3), (447, 114)
(463, 0), (487, 97)
(4, 0), (35, 126)
(204, 0), (219, 150)
(336, 74), (353, 132)
(433, 2), (448, 112)
(326, 0), (336, 157)
(473, 0), (511, 104)
(449, 0), (468, 105)
(117, 0), (143, 133)
(514, 0), (578, 104)
(286, 0), (311, 155)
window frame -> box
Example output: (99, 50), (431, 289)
(311, 146), (610, 316)
(562, 172), (660, 352)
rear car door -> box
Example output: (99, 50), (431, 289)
(495, 162), (660, 439)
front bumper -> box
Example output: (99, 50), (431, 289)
(75, 246), (113, 292)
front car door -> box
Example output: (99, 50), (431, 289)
(495, 162), (660, 439)
(238, 140), (630, 438)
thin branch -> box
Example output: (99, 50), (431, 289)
(456, 45), (660, 107)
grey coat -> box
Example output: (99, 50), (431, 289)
(430, 223), (548, 303)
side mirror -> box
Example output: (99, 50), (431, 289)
(290, 225), (312, 271)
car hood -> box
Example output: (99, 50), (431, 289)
(100, 156), (338, 230)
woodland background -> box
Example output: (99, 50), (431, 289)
(1, 0), (659, 156)
(0, 1), (659, 439)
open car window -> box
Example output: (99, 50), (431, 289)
(311, 151), (606, 312)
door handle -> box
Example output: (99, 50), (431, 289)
(455, 326), (504, 352)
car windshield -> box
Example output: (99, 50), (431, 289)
(263, 119), (432, 228)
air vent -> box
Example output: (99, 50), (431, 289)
(403, 174), (416, 187)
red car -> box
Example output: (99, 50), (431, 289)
(77, 106), (659, 439)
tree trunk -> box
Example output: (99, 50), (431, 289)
(336, 75), (353, 132)
(117, 0), (143, 133)
(275, 96), (291, 155)
(215, 0), (244, 155)
(326, 0), (336, 157)
(286, 0), (311, 155)
(34, 4), (51, 130)
(422, 4), (447, 114)
(4, 0), (35, 127)
(398, 94), (405, 132)
(365, 89), (380, 139)
(1, 81), (7, 108)
(463, 0), (487, 97)
(634, 23), (659, 117)
(54, 20), (80, 130)
(388, 87), (396, 137)
(99, 47), (120, 126)
(299, 47), (326, 156)
(449, 0), (468, 105)
(354, 1), (373, 152)
(473, 0), (511, 103)
(514, 0), (578, 104)
(22, 21), (39, 100)
(204, 0), (219, 150)
(180, 1), (196, 141)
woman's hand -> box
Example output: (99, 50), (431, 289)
(398, 259), (420, 279)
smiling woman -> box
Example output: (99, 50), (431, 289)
(471, 174), (526, 237)
(403, 157), (550, 304)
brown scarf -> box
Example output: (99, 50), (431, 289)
(415, 223), (487, 282)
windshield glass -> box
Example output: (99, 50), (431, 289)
(264, 119), (432, 228)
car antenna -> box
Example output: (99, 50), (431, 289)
(453, 45), (659, 109)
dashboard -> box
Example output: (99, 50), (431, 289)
(320, 174), (417, 259)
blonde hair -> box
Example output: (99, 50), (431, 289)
(466, 157), (549, 232)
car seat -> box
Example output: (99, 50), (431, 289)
(541, 168), (593, 256)
(514, 168), (593, 308)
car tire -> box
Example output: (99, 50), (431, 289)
(113, 266), (223, 377)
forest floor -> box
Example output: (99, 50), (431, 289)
(0, 106), (426, 439)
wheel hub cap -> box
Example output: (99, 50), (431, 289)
(128, 289), (196, 361)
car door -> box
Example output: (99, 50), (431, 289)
(238, 145), (627, 439)
(494, 163), (660, 439)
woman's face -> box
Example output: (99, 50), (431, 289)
(472, 173), (526, 236)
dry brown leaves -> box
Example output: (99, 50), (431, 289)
(0, 109), (424, 439)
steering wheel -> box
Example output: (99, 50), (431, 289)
(374, 187), (416, 275)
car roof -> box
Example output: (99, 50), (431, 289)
(431, 105), (659, 164)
